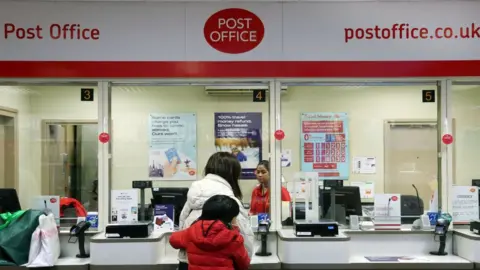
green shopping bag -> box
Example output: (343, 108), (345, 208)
(0, 210), (26, 231)
(0, 209), (43, 265)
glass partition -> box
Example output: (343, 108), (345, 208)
(279, 83), (440, 228)
(110, 84), (271, 225)
(451, 82), (480, 224)
(0, 84), (99, 229)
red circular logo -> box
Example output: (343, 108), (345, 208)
(442, 134), (453, 145)
(50, 198), (57, 203)
(391, 196), (398, 202)
(204, 8), (265, 54)
(98, 132), (110, 144)
(188, 170), (196, 176)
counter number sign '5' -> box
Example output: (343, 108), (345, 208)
(204, 8), (265, 54)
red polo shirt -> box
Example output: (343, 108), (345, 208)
(249, 186), (291, 215)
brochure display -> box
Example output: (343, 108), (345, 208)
(153, 204), (175, 231)
(300, 112), (349, 180)
(148, 113), (197, 180)
(111, 190), (139, 222)
(214, 112), (262, 179)
(31, 196), (60, 226)
(374, 194), (401, 229)
(452, 186), (479, 224)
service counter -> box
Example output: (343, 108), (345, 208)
(89, 229), (280, 270)
(49, 230), (95, 270)
(453, 227), (480, 268)
(0, 231), (95, 270)
(278, 228), (473, 269)
(9, 227), (480, 270)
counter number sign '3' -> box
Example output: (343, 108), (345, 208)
(204, 8), (265, 54)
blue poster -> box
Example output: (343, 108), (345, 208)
(214, 112), (262, 179)
(300, 112), (349, 180)
(148, 113), (197, 180)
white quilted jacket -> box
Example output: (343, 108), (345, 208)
(176, 174), (254, 263)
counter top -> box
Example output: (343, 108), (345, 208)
(453, 228), (480, 240)
(349, 255), (472, 269)
(281, 255), (473, 269)
(278, 229), (350, 241)
(60, 230), (100, 235)
(56, 257), (91, 266)
(157, 255), (279, 265)
(90, 230), (171, 243)
(343, 228), (435, 235)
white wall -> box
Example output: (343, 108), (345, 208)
(29, 86), (98, 199)
(281, 85), (437, 202)
(0, 86), (31, 207)
(2, 83), (478, 209)
(111, 86), (269, 203)
(0, 86), (97, 207)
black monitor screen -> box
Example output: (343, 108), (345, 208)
(0, 188), (21, 214)
(321, 186), (363, 217)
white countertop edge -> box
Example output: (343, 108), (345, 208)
(349, 255), (472, 264)
(56, 257), (91, 265)
(158, 255), (280, 265)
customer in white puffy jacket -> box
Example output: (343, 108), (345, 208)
(176, 152), (254, 270)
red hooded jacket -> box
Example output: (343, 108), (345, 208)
(169, 220), (250, 270)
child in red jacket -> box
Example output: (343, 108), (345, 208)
(169, 195), (250, 270)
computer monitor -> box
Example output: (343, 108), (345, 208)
(321, 186), (363, 218)
(0, 188), (21, 214)
(151, 187), (188, 226)
(293, 186), (362, 223)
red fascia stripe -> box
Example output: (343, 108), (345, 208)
(1, 60), (480, 78)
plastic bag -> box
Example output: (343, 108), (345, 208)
(0, 209), (42, 266)
(26, 214), (60, 267)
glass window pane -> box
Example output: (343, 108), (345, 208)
(280, 84), (439, 228)
(452, 83), (480, 185)
(111, 85), (270, 225)
(451, 83), (480, 224)
(0, 85), (98, 230)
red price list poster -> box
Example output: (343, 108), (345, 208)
(300, 112), (349, 180)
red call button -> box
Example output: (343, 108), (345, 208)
(204, 8), (265, 54)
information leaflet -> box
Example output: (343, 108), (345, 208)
(300, 112), (349, 180)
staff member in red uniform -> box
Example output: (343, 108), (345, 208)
(249, 160), (291, 215)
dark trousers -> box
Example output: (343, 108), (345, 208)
(178, 262), (188, 270)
